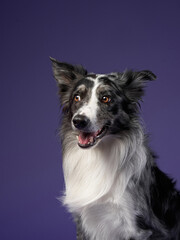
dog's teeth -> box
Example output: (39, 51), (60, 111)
(90, 136), (94, 143)
(76, 136), (78, 140)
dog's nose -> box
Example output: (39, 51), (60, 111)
(73, 115), (90, 130)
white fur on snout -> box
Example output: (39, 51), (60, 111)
(75, 79), (100, 132)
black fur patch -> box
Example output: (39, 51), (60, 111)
(74, 78), (94, 90)
(150, 167), (180, 230)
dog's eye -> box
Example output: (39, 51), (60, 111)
(74, 95), (81, 102)
(101, 96), (111, 103)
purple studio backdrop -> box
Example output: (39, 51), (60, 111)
(1, 0), (180, 239)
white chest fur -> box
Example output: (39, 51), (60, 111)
(62, 136), (148, 239)
(80, 191), (139, 240)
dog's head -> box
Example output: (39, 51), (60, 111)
(51, 58), (156, 149)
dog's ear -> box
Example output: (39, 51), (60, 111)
(121, 70), (156, 102)
(50, 57), (87, 88)
(50, 57), (87, 111)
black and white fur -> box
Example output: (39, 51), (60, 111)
(51, 57), (180, 240)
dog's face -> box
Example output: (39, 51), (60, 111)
(70, 74), (125, 148)
(51, 58), (156, 149)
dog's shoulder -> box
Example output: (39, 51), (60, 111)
(150, 166), (180, 237)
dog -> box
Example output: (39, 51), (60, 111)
(50, 57), (180, 240)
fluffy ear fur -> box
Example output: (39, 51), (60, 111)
(121, 70), (156, 102)
(50, 57), (87, 111)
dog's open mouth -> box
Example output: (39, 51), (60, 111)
(77, 126), (108, 148)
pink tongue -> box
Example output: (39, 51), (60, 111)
(78, 132), (95, 145)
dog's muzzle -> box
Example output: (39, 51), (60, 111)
(73, 115), (90, 130)
(72, 115), (108, 149)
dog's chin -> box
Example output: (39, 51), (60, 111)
(76, 126), (108, 149)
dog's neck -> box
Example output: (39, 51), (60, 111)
(62, 129), (147, 213)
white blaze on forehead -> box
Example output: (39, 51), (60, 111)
(77, 77), (103, 131)
(86, 74), (106, 81)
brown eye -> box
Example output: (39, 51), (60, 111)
(74, 95), (81, 102)
(102, 96), (111, 103)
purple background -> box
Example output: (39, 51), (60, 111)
(1, 0), (180, 239)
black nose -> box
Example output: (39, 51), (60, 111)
(73, 115), (90, 130)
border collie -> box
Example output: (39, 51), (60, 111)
(50, 58), (180, 240)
